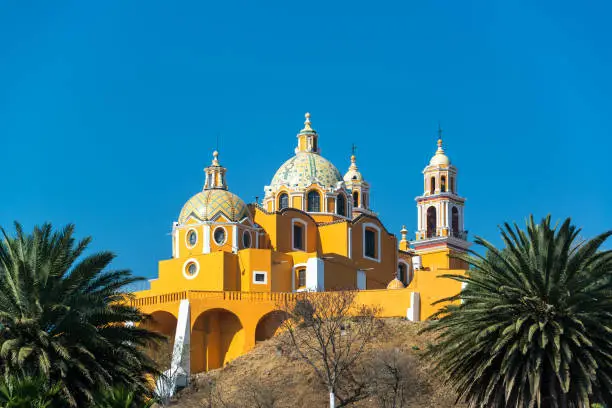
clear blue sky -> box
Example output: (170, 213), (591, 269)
(1, 1), (610, 280)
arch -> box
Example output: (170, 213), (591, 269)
(430, 177), (436, 193)
(255, 311), (288, 343)
(452, 206), (459, 235)
(426, 206), (437, 238)
(278, 192), (289, 210)
(336, 193), (347, 217)
(362, 193), (368, 209)
(450, 176), (455, 193)
(441, 176), (446, 192)
(191, 308), (244, 373)
(306, 190), (321, 212)
(353, 191), (359, 208)
(143, 311), (177, 341)
(398, 260), (413, 285)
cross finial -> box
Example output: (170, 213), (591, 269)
(437, 122), (443, 140)
(351, 143), (357, 156)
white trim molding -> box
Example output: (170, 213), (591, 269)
(292, 263), (308, 292)
(182, 258), (200, 280)
(362, 222), (382, 263)
(185, 228), (198, 249)
(253, 271), (268, 285)
(212, 225), (228, 246)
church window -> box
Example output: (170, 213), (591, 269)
(186, 229), (197, 248)
(452, 207), (459, 236)
(293, 223), (305, 251)
(297, 268), (306, 288)
(353, 191), (359, 208)
(365, 228), (377, 259)
(398, 263), (407, 284)
(279, 193), (289, 210)
(427, 206), (437, 238)
(213, 227), (227, 245)
(430, 177), (436, 193)
(243, 231), (252, 248)
(441, 176), (446, 192)
(253, 271), (267, 284)
(337, 194), (346, 216)
(307, 190), (320, 212)
(183, 259), (200, 279)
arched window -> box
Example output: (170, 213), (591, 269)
(427, 206), (437, 238)
(430, 177), (436, 193)
(441, 176), (446, 192)
(452, 207), (459, 236)
(353, 191), (359, 208)
(398, 263), (407, 283)
(278, 193), (289, 210)
(307, 190), (320, 212)
(337, 194), (346, 216)
(297, 268), (306, 288)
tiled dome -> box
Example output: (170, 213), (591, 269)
(270, 152), (343, 191)
(178, 189), (249, 224)
(386, 278), (406, 290)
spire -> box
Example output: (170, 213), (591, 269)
(400, 225), (408, 241)
(296, 112), (319, 154)
(204, 150), (228, 190)
(437, 123), (445, 153)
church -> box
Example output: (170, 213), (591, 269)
(132, 113), (470, 377)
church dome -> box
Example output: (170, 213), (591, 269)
(386, 278), (406, 290)
(343, 155), (363, 182)
(271, 152), (343, 191)
(178, 189), (249, 224)
(429, 138), (450, 167)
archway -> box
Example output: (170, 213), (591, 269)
(427, 206), (437, 238)
(255, 311), (287, 343)
(191, 309), (244, 373)
(141, 311), (178, 371)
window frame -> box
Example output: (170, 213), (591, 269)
(253, 271), (268, 285)
(292, 218), (307, 251)
(278, 192), (289, 210)
(336, 193), (347, 217)
(362, 222), (381, 262)
(213, 226), (228, 246)
(185, 228), (198, 249)
(306, 190), (321, 212)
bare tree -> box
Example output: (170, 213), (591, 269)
(364, 347), (417, 408)
(279, 290), (381, 408)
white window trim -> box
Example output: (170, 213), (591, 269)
(362, 222), (382, 263)
(291, 218), (308, 252)
(182, 258), (200, 280)
(185, 228), (198, 249)
(292, 263), (308, 292)
(212, 226), (228, 246)
(253, 271), (268, 285)
(398, 259), (411, 285)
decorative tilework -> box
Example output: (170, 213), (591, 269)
(178, 189), (249, 224)
(270, 152), (343, 191)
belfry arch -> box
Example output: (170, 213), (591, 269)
(427, 206), (437, 238)
(191, 308), (244, 373)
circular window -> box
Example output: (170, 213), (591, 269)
(183, 259), (199, 280)
(186, 229), (197, 247)
(213, 227), (227, 245)
(243, 231), (252, 248)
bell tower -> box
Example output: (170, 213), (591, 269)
(411, 128), (469, 269)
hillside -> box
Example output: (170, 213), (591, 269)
(168, 319), (466, 408)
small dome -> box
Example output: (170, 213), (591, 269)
(343, 155), (363, 182)
(178, 189), (249, 224)
(271, 152), (343, 191)
(429, 138), (450, 167)
(387, 278), (406, 290)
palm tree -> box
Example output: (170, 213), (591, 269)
(0, 223), (163, 406)
(0, 375), (61, 408)
(423, 216), (612, 408)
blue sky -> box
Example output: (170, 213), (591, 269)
(1, 0), (610, 280)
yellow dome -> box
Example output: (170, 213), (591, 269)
(271, 152), (343, 191)
(178, 189), (249, 224)
(429, 138), (450, 167)
(386, 278), (406, 290)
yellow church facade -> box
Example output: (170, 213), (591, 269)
(131, 113), (470, 379)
